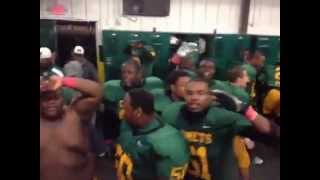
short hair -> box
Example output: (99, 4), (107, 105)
(247, 50), (264, 61)
(167, 70), (190, 85)
(187, 78), (209, 88)
(128, 88), (155, 115)
(227, 65), (245, 82)
(198, 58), (216, 67)
(122, 60), (143, 73)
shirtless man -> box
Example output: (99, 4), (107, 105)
(40, 75), (102, 180)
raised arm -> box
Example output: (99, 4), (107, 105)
(244, 106), (280, 138)
(48, 75), (103, 119)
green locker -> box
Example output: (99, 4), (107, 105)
(102, 30), (171, 80)
(207, 35), (250, 80)
(149, 32), (170, 79)
(256, 36), (280, 65)
(102, 30), (280, 81)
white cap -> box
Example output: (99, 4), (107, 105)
(40, 47), (52, 59)
(73, 45), (85, 55)
(170, 36), (179, 45)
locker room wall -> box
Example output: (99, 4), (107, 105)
(40, 0), (280, 45)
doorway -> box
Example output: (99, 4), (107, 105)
(55, 20), (97, 68)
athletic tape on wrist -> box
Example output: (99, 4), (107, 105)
(245, 106), (258, 122)
(63, 77), (77, 88)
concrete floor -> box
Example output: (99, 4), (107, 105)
(95, 141), (280, 180)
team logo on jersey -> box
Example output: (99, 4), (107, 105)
(170, 164), (188, 180)
(182, 131), (214, 144)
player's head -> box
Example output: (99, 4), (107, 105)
(241, 49), (251, 62)
(40, 47), (54, 70)
(132, 40), (145, 48)
(40, 88), (64, 120)
(197, 58), (216, 81)
(123, 89), (155, 127)
(227, 65), (250, 88)
(167, 70), (191, 100)
(121, 60), (143, 88)
(247, 50), (265, 70)
(180, 57), (195, 70)
(71, 45), (86, 63)
(185, 79), (212, 112)
(130, 55), (141, 66)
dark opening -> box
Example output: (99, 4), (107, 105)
(55, 20), (97, 68)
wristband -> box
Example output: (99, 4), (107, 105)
(245, 106), (258, 122)
(63, 77), (77, 88)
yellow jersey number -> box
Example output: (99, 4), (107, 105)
(115, 144), (133, 180)
(170, 164), (188, 180)
(188, 145), (211, 180)
(118, 100), (125, 120)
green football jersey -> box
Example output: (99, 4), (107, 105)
(264, 64), (280, 88)
(151, 89), (185, 115)
(208, 79), (227, 91)
(180, 69), (197, 79)
(214, 82), (250, 104)
(242, 64), (256, 82)
(242, 64), (258, 106)
(161, 102), (252, 180)
(116, 118), (190, 180)
(104, 76), (164, 103)
(103, 76), (164, 119)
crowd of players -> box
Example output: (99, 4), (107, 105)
(40, 43), (280, 180)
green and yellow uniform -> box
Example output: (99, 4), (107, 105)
(103, 76), (164, 138)
(263, 89), (280, 117)
(211, 81), (251, 172)
(116, 118), (190, 180)
(103, 76), (164, 118)
(263, 64), (280, 119)
(180, 69), (197, 79)
(208, 79), (226, 91)
(162, 102), (252, 180)
(242, 64), (257, 105)
(151, 89), (184, 115)
(264, 64), (280, 89)
(214, 81), (250, 104)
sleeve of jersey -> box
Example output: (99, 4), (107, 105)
(161, 102), (184, 126)
(103, 80), (119, 101)
(151, 130), (190, 179)
(151, 89), (167, 114)
(213, 80), (227, 91)
(229, 111), (252, 135)
(145, 77), (164, 90)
